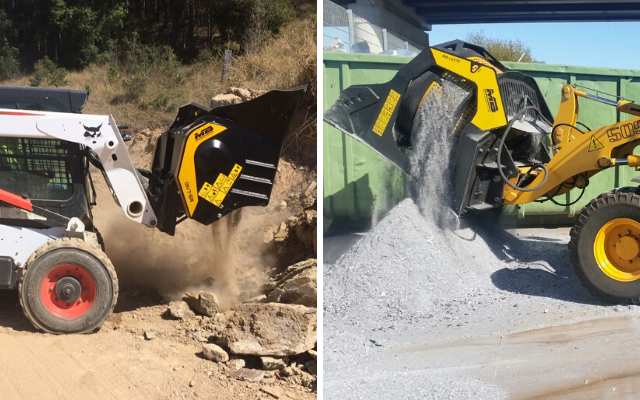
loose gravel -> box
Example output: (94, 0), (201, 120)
(323, 198), (639, 399)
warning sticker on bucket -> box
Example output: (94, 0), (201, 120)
(197, 164), (243, 207)
(372, 89), (400, 136)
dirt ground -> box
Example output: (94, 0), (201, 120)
(0, 127), (317, 399)
(0, 289), (314, 400)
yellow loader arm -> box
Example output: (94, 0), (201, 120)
(504, 84), (640, 204)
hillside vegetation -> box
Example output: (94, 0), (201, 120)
(0, 0), (316, 164)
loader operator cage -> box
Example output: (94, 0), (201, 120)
(0, 137), (74, 201)
(0, 96), (73, 201)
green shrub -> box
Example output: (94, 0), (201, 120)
(29, 57), (67, 87)
(0, 39), (20, 81)
(121, 76), (147, 102)
(196, 49), (213, 63)
(152, 92), (179, 113)
(107, 64), (120, 85)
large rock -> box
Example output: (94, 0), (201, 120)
(260, 356), (288, 371)
(231, 368), (264, 383)
(267, 259), (317, 307)
(166, 301), (195, 320)
(215, 303), (316, 356)
(183, 291), (219, 317)
(229, 87), (252, 102)
(228, 87), (266, 102)
(226, 358), (246, 371)
(202, 343), (229, 362)
(210, 93), (241, 108)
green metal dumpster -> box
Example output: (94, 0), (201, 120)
(323, 51), (640, 231)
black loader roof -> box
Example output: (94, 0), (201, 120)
(0, 86), (88, 113)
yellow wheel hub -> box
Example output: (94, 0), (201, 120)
(594, 218), (640, 282)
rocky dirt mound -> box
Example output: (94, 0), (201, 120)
(96, 253), (317, 398)
(159, 273), (318, 391)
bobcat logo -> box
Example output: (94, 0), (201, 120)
(83, 124), (102, 138)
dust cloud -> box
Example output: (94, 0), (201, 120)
(93, 184), (289, 310)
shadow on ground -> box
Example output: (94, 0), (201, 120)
(0, 286), (164, 333)
(468, 217), (608, 306)
(0, 290), (37, 332)
(113, 287), (164, 313)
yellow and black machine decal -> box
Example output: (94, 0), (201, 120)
(197, 164), (243, 207)
(430, 48), (507, 131)
(175, 122), (227, 217)
(588, 135), (605, 152)
(373, 90), (401, 136)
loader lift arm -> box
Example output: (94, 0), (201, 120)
(0, 110), (157, 226)
(503, 84), (640, 204)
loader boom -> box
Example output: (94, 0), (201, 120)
(0, 109), (157, 226)
(504, 84), (640, 204)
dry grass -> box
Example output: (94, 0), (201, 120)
(0, 17), (317, 165)
(231, 18), (317, 163)
(230, 18), (316, 95)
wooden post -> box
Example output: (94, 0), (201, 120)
(221, 50), (232, 83)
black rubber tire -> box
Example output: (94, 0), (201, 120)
(19, 237), (118, 334)
(569, 189), (640, 303)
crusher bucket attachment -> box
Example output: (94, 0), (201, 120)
(324, 40), (553, 215)
(146, 86), (307, 235)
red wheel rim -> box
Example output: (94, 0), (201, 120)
(40, 265), (96, 319)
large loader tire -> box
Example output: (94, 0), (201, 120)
(569, 190), (640, 303)
(19, 237), (118, 334)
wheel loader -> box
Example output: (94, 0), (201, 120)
(0, 85), (305, 333)
(324, 39), (640, 304)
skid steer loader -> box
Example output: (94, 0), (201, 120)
(0, 85), (305, 333)
(324, 39), (640, 304)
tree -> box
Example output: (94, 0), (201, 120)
(466, 31), (535, 63)
(213, 0), (295, 52)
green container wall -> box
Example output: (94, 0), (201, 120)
(323, 52), (640, 228)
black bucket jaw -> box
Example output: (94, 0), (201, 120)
(323, 49), (439, 175)
(147, 86), (307, 235)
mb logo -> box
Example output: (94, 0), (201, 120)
(484, 89), (498, 113)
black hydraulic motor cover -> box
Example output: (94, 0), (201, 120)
(149, 86), (307, 235)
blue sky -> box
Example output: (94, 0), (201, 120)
(324, 21), (640, 70)
(428, 22), (640, 70)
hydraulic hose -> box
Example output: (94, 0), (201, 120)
(496, 105), (549, 192)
